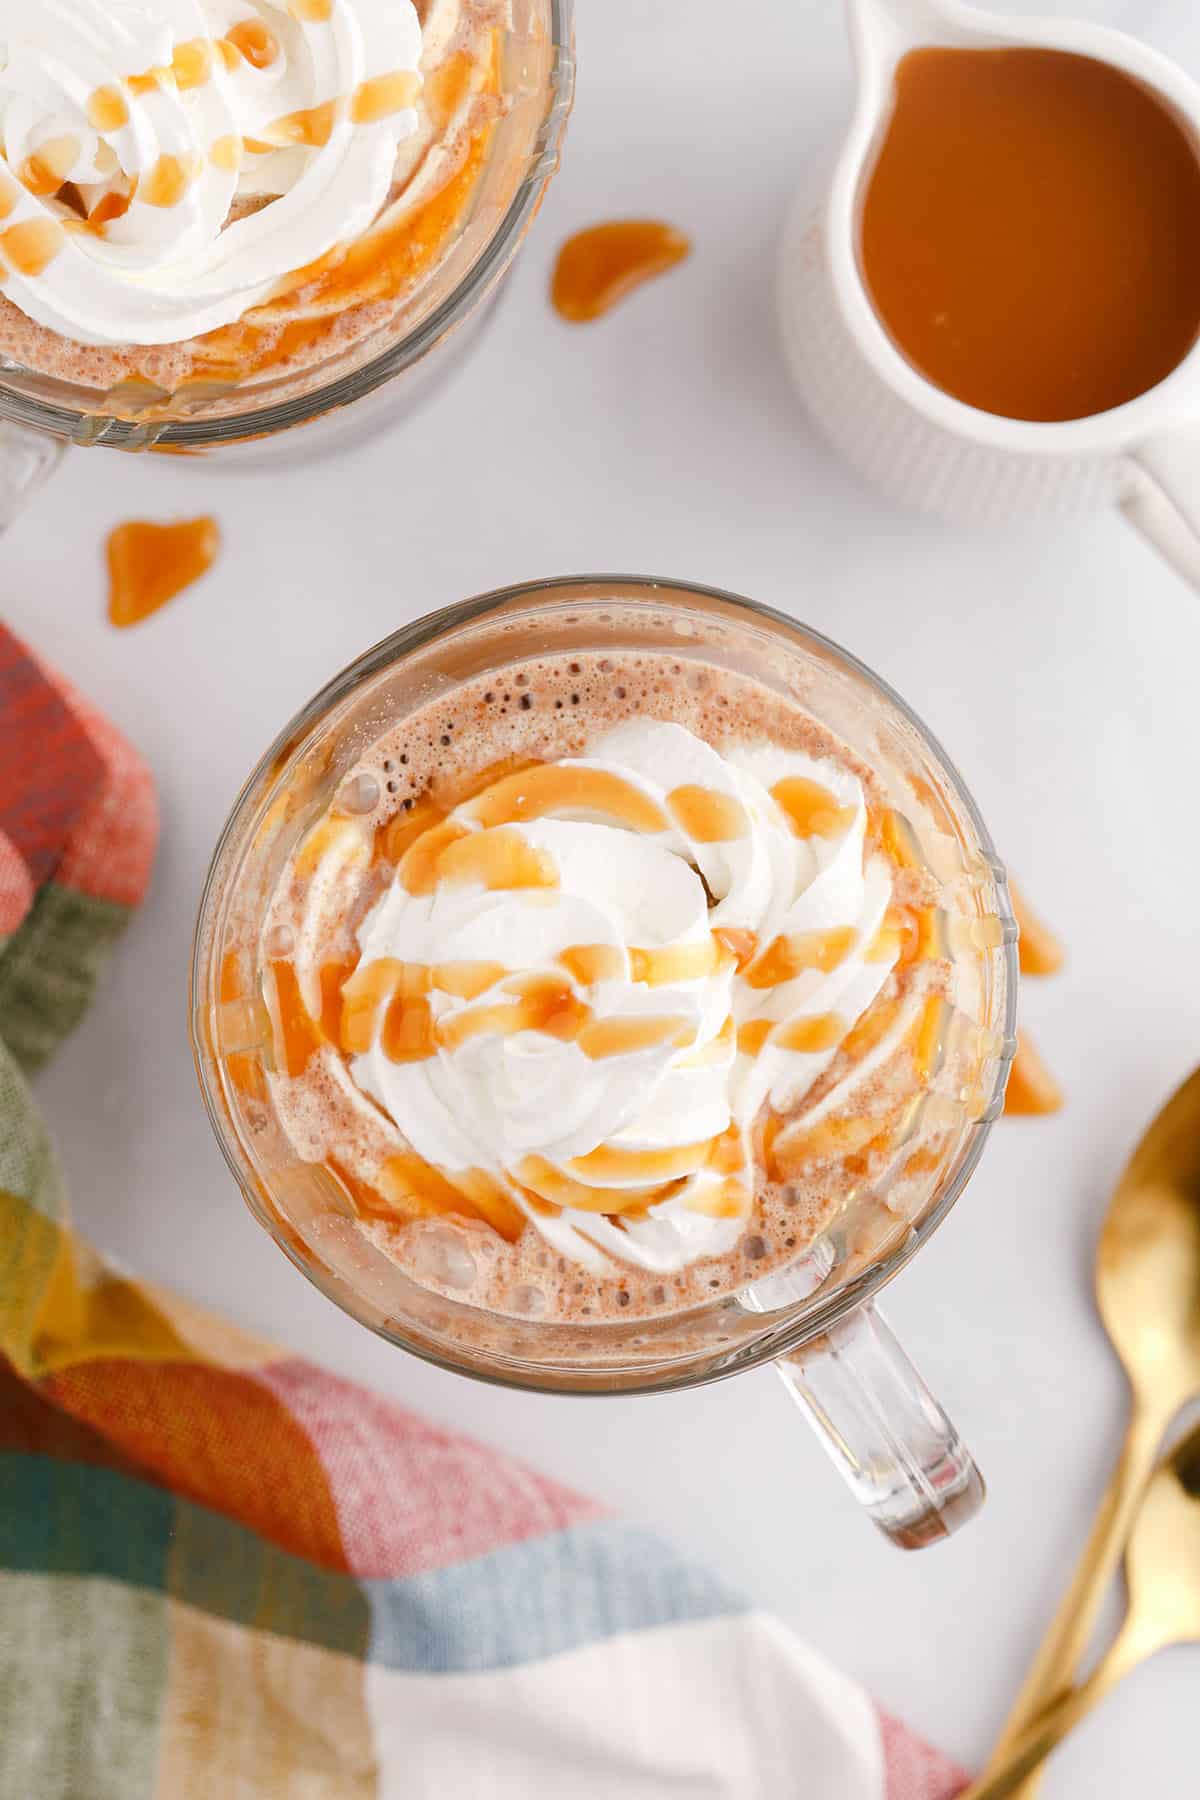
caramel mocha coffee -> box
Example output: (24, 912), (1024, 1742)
(248, 650), (952, 1325)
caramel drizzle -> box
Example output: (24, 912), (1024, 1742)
(262, 761), (949, 1242)
(13, 34), (421, 235)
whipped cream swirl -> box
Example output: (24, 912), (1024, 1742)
(0, 0), (422, 345)
(348, 721), (899, 1274)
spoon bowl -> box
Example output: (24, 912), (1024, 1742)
(1097, 1064), (1200, 1409)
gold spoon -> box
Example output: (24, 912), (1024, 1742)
(978, 1065), (1200, 1797)
(960, 1420), (1200, 1799)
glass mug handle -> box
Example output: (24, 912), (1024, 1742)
(1121, 431), (1200, 594)
(0, 421), (64, 533)
(773, 1301), (985, 1549)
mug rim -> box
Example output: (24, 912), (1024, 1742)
(829, 0), (1200, 455)
(190, 574), (1019, 1397)
(0, 0), (575, 452)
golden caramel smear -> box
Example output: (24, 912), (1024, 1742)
(106, 516), (220, 628)
(551, 220), (691, 323)
(1006, 877), (1066, 1113)
(190, 81), (498, 385)
(1010, 880), (1065, 976)
(1005, 1031), (1065, 1116)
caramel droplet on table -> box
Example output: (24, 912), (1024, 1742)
(107, 516), (220, 628)
(1009, 880), (1065, 976)
(1005, 1032), (1065, 1116)
(551, 220), (691, 323)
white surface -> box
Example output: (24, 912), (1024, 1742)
(4, 1), (1198, 1790)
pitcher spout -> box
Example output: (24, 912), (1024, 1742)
(847, 0), (989, 61)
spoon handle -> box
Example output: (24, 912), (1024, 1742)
(959, 1621), (1148, 1800)
(978, 1398), (1164, 1798)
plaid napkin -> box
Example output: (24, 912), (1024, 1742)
(0, 623), (968, 1800)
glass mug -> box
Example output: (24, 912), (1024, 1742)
(779, 0), (1200, 594)
(0, 0), (574, 523)
(191, 576), (1018, 1548)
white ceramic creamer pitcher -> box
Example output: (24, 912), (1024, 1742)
(779, 0), (1200, 592)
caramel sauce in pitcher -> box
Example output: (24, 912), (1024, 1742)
(861, 48), (1200, 420)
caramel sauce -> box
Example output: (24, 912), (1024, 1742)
(577, 1015), (691, 1060)
(771, 777), (855, 840)
(436, 827), (560, 894)
(397, 818), (470, 894)
(328, 1157), (396, 1221)
(425, 50), (477, 129)
(144, 153), (197, 208)
(516, 1154), (683, 1215)
(468, 764), (667, 835)
(226, 20), (280, 68)
(713, 927), (758, 971)
(668, 785), (748, 843)
(382, 966), (434, 1063)
(871, 903), (944, 970)
(777, 1013), (845, 1053)
(438, 1168), (525, 1242)
(913, 993), (947, 1082)
(861, 48), (1200, 421)
(190, 113), (494, 382)
(268, 101), (339, 149)
(171, 39), (212, 90)
(865, 912), (903, 963)
(220, 950), (243, 1004)
(318, 956), (357, 1041)
(744, 926), (857, 990)
(106, 516), (220, 628)
(333, 1154), (525, 1243)
(1, 219), (64, 277)
(1010, 881), (1065, 976)
(20, 136), (79, 197)
(227, 1051), (269, 1103)
(766, 1109), (891, 1181)
(706, 1124), (746, 1177)
(840, 994), (901, 1062)
(873, 808), (921, 870)
(559, 944), (625, 986)
(569, 1139), (713, 1184)
(268, 959), (324, 1078)
(551, 220), (691, 323)
(211, 136), (243, 174)
(352, 72), (422, 125)
(685, 1178), (750, 1219)
(628, 938), (725, 986)
(294, 813), (365, 879)
(0, 180), (17, 222)
(87, 86), (130, 131)
(90, 186), (136, 229)
(434, 960), (507, 1001)
(378, 796), (449, 866)
(438, 979), (588, 1053)
(340, 958), (405, 1055)
(737, 1019), (773, 1058)
(1005, 1032), (1065, 1115)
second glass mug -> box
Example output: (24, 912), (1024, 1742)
(0, 0), (574, 529)
(191, 576), (1018, 1548)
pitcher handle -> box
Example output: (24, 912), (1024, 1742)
(0, 421), (64, 533)
(1121, 432), (1200, 593)
(774, 1301), (985, 1549)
